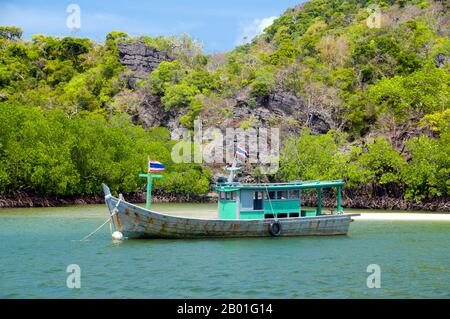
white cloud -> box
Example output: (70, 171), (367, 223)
(236, 16), (277, 45)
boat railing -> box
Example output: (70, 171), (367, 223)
(216, 179), (344, 188)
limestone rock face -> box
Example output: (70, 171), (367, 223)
(131, 91), (185, 140)
(436, 53), (449, 68)
(117, 42), (334, 136)
(229, 91), (334, 135)
(306, 112), (331, 135)
(232, 92), (307, 126)
(118, 40), (174, 82)
(133, 93), (168, 128)
(118, 41), (176, 127)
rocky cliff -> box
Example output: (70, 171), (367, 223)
(116, 40), (332, 138)
(118, 40), (174, 86)
(131, 88), (331, 140)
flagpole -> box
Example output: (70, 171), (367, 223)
(140, 157), (164, 210)
(147, 155), (152, 209)
(147, 173), (153, 210)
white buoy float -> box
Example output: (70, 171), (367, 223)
(112, 231), (124, 241)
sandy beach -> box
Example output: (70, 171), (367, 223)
(354, 213), (450, 221)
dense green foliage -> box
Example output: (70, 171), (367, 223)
(0, 0), (449, 202)
(0, 103), (210, 196)
(0, 29), (212, 197)
(145, 0), (449, 137)
(279, 128), (449, 201)
(272, 0), (449, 201)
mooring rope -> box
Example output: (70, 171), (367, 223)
(264, 186), (277, 221)
(79, 218), (111, 242)
(78, 198), (121, 242)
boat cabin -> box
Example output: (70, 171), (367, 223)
(215, 180), (344, 220)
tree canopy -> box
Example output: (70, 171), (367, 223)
(0, 0), (449, 202)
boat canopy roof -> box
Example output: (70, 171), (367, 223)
(216, 180), (344, 192)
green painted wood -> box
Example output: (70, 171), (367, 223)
(301, 210), (317, 217)
(147, 174), (152, 209)
(139, 173), (164, 210)
(264, 199), (299, 215)
(216, 187), (240, 192)
(219, 201), (237, 219)
(216, 180), (344, 192)
(139, 174), (163, 179)
(217, 179), (345, 220)
(239, 211), (264, 219)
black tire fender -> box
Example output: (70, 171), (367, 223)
(269, 221), (282, 237)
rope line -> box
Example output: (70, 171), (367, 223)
(79, 218), (111, 242)
(264, 186), (277, 221)
(79, 198), (121, 242)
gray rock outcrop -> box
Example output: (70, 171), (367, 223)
(436, 53), (449, 68)
(306, 112), (331, 135)
(118, 40), (174, 85)
(230, 91), (332, 134)
(131, 91), (185, 140)
(132, 93), (168, 128)
(117, 42), (334, 137)
(232, 92), (307, 125)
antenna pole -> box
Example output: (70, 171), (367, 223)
(227, 155), (237, 183)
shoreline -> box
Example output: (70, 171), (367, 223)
(354, 213), (450, 221)
(0, 192), (215, 209)
(1, 192), (450, 213)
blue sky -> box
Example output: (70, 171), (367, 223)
(0, 0), (303, 52)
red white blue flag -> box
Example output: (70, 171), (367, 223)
(235, 144), (249, 159)
(149, 160), (165, 173)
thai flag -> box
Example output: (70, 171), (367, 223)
(235, 144), (249, 159)
(149, 160), (165, 173)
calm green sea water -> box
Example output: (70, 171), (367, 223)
(0, 203), (448, 298)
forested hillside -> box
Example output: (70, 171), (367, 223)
(0, 0), (449, 209)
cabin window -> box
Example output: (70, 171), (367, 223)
(277, 213), (288, 218)
(289, 212), (299, 218)
(224, 191), (235, 201)
(289, 190), (299, 199)
(264, 213), (275, 219)
(266, 191), (276, 199)
(219, 192), (225, 200)
(277, 191), (288, 200)
(253, 192), (263, 210)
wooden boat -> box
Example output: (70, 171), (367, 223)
(102, 177), (359, 239)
